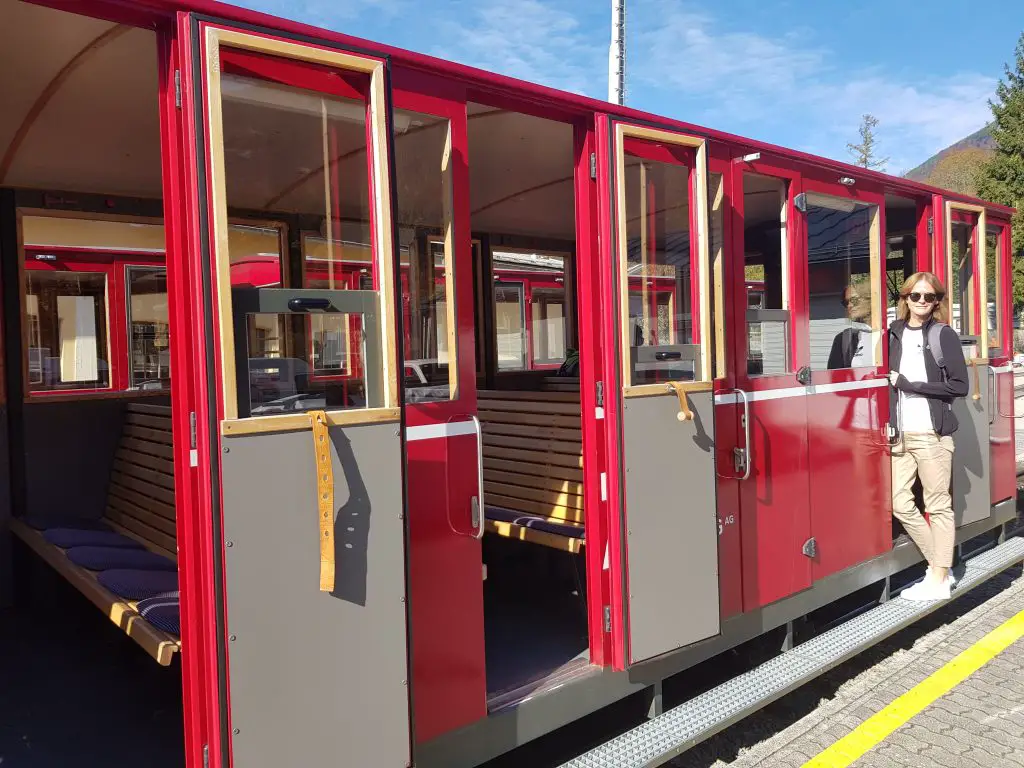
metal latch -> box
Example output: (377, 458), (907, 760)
(603, 605), (611, 633)
(174, 70), (182, 109)
(927, 217), (934, 235)
(203, 745), (209, 768)
(732, 446), (747, 475)
(595, 380), (604, 407)
(589, 152), (597, 180)
(794, 192), (807, 213)
(802, 537), (818, 558)
(796, 365), (812, 385)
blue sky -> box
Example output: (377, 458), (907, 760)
(235, 0), (1021, 174)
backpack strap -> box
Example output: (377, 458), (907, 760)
(926, 322), (946, 370)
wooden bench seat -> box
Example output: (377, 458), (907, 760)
(478, 389), (585, 553)
(11, 403), (179, 665)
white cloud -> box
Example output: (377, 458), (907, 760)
(630, 0), (995, 172)
(430, 0), (605, 96)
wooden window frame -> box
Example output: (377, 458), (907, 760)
(613, 124), (712, 397)
(945, 200), (987, 357)
(202, 27), (400, 436)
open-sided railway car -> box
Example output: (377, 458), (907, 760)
(0, 0), (1020, 766)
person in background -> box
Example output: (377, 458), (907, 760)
(888, 272), (969, 601)
(828, 284), (873, 369)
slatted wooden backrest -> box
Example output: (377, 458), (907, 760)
(477, 390), (583, 524)
(105, 403), (176, 561)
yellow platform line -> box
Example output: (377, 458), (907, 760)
(803, 606), (1024, 768)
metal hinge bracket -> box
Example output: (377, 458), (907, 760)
(589, 152), (597, 180)
(927, 217), (934, 235)
(595, 380), (604, 407)
(802, 537), (818, 558)
(174, 70), (182, 109)
(603, 605), (611, 633)
(189, 411), (198, 468)
(794, 192), (807, 213)
(202, 744), (210, 768)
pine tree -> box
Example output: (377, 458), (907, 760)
(976, 33), (1024, 313)
(847, 114), (889, 171)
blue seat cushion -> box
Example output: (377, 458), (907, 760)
(26, 516), (109, 532)
(65, 546), (176, 572)
(44, 528), (143, 550)
(485, 505), (585, 539)
(97, 569), (179, 600)
(137, 592), (180, 635)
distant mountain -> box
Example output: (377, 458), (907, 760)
(904, 124), (996, 195)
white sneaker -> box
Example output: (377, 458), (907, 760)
(927, 566), (957, 587)
(901, 577), (951, 602)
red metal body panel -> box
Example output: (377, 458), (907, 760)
(391, 78), (488, 743)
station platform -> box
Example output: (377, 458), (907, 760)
(670, 555), (1024, 768)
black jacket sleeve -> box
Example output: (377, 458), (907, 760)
(894, 325), (970, 400)
(827, 331), (846, 370)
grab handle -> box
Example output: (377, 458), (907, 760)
(733, 388), (752, 481)
(287, 296), (332, 312)
(469, 415), (485, 539)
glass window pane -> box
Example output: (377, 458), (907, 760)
(985, 225), (1002, 348)
(219, 71), (377, 416)
(390, 108), (455, 401)
(805, 194), (879, 371)
(127, 268), (170, 390)
(950, 220), (976, 336)
(25, 271), (109, 391)
(743, 174), (789, 376)
(531, 287), (566, 366)
(709, 172), (725, 378)
(494, 282), (526, 371)
(624, 151), (698, 385)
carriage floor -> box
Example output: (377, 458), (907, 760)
(484, 572), (592, 711)
(1, 546), (184, 767)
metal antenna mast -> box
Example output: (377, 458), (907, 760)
(608, 0), (625, 105)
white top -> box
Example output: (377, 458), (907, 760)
(849, 322), (872, 368)
(898, 327), (934, 433)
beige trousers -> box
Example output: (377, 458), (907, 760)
(891, 432), (955, 568)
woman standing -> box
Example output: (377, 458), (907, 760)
(888, 272), (969, 601)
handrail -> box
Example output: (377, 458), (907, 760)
(734, 389), (752, 481)
(665, 382), (695, 422)
(469, 415), (485, 539)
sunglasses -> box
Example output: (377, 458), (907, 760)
(905, 292), (941, 303)
(840, 296), (861, 307)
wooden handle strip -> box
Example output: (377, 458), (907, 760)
(309, 410), (335, 592)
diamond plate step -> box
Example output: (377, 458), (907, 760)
(561, 535), (1024, 768)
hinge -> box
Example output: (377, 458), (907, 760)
(603, 605), (611, 633)
(600, 472), (607, 501)
(202, 744), (210, 768)
(174, 70), (182, 109)
(189, 411), (198, 468)
(589, 152), (597, 180)
(802, 537), (817, 558)
(794, 192), (807, 213)
(927, 217), (934, 235)
(595, 380), (604, 407)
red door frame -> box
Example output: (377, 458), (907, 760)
(728, 153), (814, 610)
(388, 69), (488, 744)
(800, 171), (891, 581)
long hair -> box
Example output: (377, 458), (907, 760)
(897, 271), (949, 324)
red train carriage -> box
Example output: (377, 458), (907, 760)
(0, 1), (1020, 767)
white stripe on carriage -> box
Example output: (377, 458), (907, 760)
(714, 377), (888, 405)
(406, 420), (478, 442)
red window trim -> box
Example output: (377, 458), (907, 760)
(23, 248), (168, 398)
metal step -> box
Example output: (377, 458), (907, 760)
(562, 535), (1024, 768)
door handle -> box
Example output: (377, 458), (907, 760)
(716, 388), (752, 481)
(469, 415), (485, 539)
(796, 365), (812, 386)
(287, 296), (333, 312)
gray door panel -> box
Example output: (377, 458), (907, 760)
(952, 369), (990, 526)
(623, 391), (720, 664)
(220, 421), (409, 767)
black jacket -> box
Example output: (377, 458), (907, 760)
(827, 327), (864, 369)
(887, 318), (969, 436)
